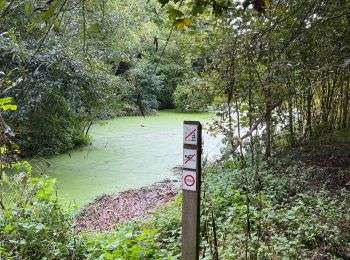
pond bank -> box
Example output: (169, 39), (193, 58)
(73, 180), (180, 233)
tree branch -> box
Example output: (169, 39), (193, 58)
(215, 98), (283, 163)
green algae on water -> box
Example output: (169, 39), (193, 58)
(31, 110), (220, 206)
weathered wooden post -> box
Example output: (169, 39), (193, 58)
(182, 121), (202, 260)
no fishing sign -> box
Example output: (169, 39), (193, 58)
(183, 124), (198, 145)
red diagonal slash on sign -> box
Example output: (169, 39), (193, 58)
(184, 128), (196, 141)
(184, 154), (195, 165)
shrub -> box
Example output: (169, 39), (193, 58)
(80, 224), (160, 259)
(0, 159), (78, 259)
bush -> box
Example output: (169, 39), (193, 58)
(80, 224), (160, 259)
(0, 159), (79, 259)
(0, 157), (167, 259)
(1, 144), (349, 259)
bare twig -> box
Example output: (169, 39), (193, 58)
(251, 0), (309, 44)
(153, 0), (184, 71)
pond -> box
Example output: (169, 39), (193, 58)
(30, 110), (221, 206)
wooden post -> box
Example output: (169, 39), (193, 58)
(182, 121), (202, 260)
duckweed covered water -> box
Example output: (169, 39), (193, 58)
(31, 110), (221, 206)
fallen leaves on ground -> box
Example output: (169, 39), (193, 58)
(74, 181), (180, 233)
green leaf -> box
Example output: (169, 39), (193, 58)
(24, 1), (32, 16)
(105, 251), (114, 259)
(0, 97), (17, 111)
(0, 97), (12, 105)
(1, 104), (17, 111)
(0, 0), (5, 10)
(39, 0), (62, 21)
(174, 18), (191, 30)
(4, 225), (13, 232)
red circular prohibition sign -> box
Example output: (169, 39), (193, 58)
(184, 175), (195, 187)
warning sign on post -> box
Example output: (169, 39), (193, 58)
(183, 124), (198, 145)
(183, 148), (197, 170)
(182, 170), (197, 191)
(182, 121), (201, 259)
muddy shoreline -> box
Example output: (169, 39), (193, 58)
(73, 180), (181, 233)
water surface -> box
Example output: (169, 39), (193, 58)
(31, 110), (220, 206)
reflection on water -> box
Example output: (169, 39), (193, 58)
(31, 110), (221, 206)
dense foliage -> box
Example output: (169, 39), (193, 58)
(0, 0), (193, 155)
(1, 0), (350, 259)
(0, 157), (161, 259)
(0, 161), (76, 258)
(159, 0), (350, 159)
(1, 131), (349, 258)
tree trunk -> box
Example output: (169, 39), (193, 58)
(265, 91), (271, 158)
(288, 80), (295, 146)
(306, 80), (312, 139)
(342, 79), (349, 129)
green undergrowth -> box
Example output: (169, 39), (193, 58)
(198, 159), (350, 259)
(140, 148), (350, 259)
(1, 138), (350, 259)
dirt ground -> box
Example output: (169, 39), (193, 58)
(73, 181), (180, 233)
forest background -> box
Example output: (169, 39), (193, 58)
(1, 0), (350, 259)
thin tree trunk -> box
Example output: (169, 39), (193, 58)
(264, 11), (273, 159)
(288, 80), (295, 146)
(265, 96), (271, 158)
(342, 79), (349, 128)
(306, 80), (313, 139)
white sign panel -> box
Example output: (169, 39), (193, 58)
(182, 170), (197, 191)
(183, 148), (197, 170)
(183, 124), (198, 145)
